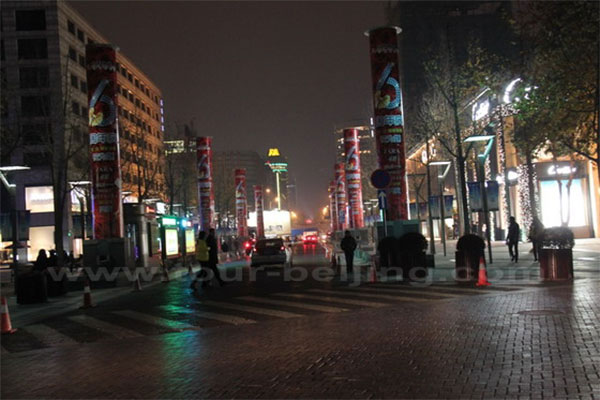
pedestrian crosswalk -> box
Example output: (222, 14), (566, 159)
(2, 282), (526, 354)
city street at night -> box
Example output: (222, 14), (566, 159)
(1, 0), (599, 399)
(2, 242), (600, 398)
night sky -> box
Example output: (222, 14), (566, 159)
(70, 1), (386, 217)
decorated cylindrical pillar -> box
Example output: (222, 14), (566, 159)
(343, 128), (365, 228)
(334, 163), (348, 231)
(367, 26), (408, 220)
(328, 181), (337, 233)
(86, 44), (123, 239)
(196, 137), (214, 231)
(234, 168), (247, 237)
(254, 185), (265, 238)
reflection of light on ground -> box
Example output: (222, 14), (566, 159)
(577, 257), (596, 261)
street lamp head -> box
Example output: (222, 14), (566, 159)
(0, 166), (30, 172)
(69, 180), (92, 186)
(463, 135), (495, 143)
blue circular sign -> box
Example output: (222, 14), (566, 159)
(370, 169), (391, 189)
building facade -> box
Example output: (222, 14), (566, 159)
(0, 0), (165, 261)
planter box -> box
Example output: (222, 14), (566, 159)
(539, 248), (573, 280)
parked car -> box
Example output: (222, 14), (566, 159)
(251, 238), (292, 267)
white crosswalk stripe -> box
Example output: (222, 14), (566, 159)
(69, 315), (142, 339)
(113, 310), (196, 330)
(424, 285), (515, 294)
(158, 305), (256, 325)
(200, 300), (305, 319)
(23, 324), (78, 346)
(361, 285), (461, 298)
(272, 292), (389, 308)
(308, 288), (429, 302)
(239, 296), (349, 313)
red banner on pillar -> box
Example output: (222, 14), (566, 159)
(86, 44), (123, 239)
(334, 163), (347, 231)
(344, 128), (365, 229)
(367, 26), (408, 221)
(328, 181), (337, 233)
(254, 185), (265, 238)
(196, 137), (214, 231)
(235, 168), (247, 237)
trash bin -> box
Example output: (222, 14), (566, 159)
(539, 227), (574, 281)
(398, 232), (428, 281)
(46, 267), (68, 296)
(16, 271), (48, 304)
(455, 234), (485, 283)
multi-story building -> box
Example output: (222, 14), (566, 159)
(0, 0), (165, 261)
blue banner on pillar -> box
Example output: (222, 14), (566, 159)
(467, 182), (483, 212)
(444, 195), (454, 216)
(429, 196), (440, 219)
(486, 180), (499, 211)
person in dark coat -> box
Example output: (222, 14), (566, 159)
(206, 229), (226, 286)
(47, 250), (58, 267)
(528, 216), (545, 262)
(34, 249), (49, 272)
(340, 230), (358, 273)
(506, 216), (520, 262)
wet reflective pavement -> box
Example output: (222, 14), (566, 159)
(2, 243), (599, 398)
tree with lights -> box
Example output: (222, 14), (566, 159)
(424, 35), (501, 235)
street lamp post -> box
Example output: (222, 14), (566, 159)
(464, 135), (495, 264)
(430, 161), (452, 256)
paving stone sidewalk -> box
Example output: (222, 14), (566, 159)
(2, 279), (599, 399)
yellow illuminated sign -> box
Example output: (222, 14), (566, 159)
(268, 148), (280, 157)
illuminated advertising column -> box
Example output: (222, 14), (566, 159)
(328, 181), (338, 233)
(234, 168), (248, 237)
(254, 185), (265, 238)
(334, 163), (348, 230)
(367, 26), (408, 220)
(196, 137), (214, 231)
(86, 44), (123, 239)
(343, 128), (365, 228)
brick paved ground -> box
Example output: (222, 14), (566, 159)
(2, 278), (599, 399)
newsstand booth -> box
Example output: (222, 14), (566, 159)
(159, 216), (180, 262)
(179, 218), (196, 264)
(123, 203), (162, 271)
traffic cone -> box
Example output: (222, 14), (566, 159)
(80, 278), (95, 309)
(132, 269), (143, 292)
(369, 262), (378, 283)
(1, 296), (16, 334)
(476, 256), (491, 287)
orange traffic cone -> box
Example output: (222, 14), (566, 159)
(1, 296), (16, 334)
(476, 256), (491, 287)
(369, 263), (378, 283)
(80, 278), (95, 309)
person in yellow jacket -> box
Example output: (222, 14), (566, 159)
(191, 231), (210, 291)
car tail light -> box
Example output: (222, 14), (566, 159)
(244, 242), (251, 248)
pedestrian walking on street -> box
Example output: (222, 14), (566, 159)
(506, 216), (520, 263)
(206, 228), (226, 286)
(191, 231), (210, 291)
(340, 230), (357, 274)
(528, 216), (545, 262)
